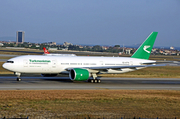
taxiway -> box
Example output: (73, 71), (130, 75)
(0, 76), (180, 90)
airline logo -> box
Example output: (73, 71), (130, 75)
(143, 45), (151, 53)
(43, 47), (50, 54)
(29, 59), (51, 63)
(44, 49), (49, 54)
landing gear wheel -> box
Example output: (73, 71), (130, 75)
(94, 79), (98, 83)
(97, 79), (101, 83)
(91, 79), (94, 83)
(15, 72), (21, 82)
(17, 78), (21, 81)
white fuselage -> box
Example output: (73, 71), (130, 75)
(3, 55), (155, 74)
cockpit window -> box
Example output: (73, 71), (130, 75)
(6, 61), (14, 63)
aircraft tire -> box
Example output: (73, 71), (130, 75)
(94, 79), (98, 83)
(17, 78), (21, 81)
(91, 79), (94, 83)
(97, 79), (101, 83)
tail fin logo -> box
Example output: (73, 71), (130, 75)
(131, 32), (158, 59)
(43, 47), (50, 54)
(143, 45), (151, 53)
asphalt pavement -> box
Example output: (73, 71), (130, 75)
(0, 76), (180, 90)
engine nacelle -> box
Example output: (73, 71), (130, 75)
(41, 74), (58, 77)
(69, 68), (90, 81)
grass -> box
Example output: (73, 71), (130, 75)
(0, 90), (180, 118)
(149, 55), (180, 61)
(0, 57), (14, 59)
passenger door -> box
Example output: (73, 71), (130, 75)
(23, 59), (28, 67)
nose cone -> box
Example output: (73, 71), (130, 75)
(2, 63), (7, 69)
(2, 63), (13, 71)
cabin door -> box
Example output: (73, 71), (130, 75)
(52, 60), (57, 68)
(99, 61), (104, 66)
(130, 61), (133, 65)
(23, 59), (28, 67)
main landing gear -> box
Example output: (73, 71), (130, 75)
(14, 72), (21, 81)
(88, 79), (101, 83)
(88, 73), (101, 83)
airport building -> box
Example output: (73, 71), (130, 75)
(16, 31), (25, 44)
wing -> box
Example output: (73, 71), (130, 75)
(65, 61), (180, 72)
(84, 64), (168, 71)
(65, 64), (167, 71)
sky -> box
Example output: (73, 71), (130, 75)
(0, 0), (180, 47)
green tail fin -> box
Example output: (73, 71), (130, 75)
(131, 32), (158, 60)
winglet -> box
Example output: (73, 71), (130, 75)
(43, 47), (50, 54)
(131, 32), (158, 60)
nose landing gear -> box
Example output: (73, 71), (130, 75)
(14, 72), (21, 81)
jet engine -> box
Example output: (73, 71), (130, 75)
(41, 74), (58, 77)
(69, 68), (90, 81)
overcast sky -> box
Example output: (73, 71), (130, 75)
(0, 0), (180, 47)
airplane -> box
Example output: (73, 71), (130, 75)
(43, 47), (76, 56)
(3, 32), (166, 83)
(43, 47), (50, 54)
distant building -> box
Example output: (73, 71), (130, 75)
(170, 46), (175, 50)
(48, 47), (58, 50)
(16, 31), (25, 44)
(0, 43), (4, 46)
(48, 42), (56, 45)
(125, 49), (132, 55)
(63, 42), (73, 47)
(118, 52), (123, 55)
(36, 45), (40, 47)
